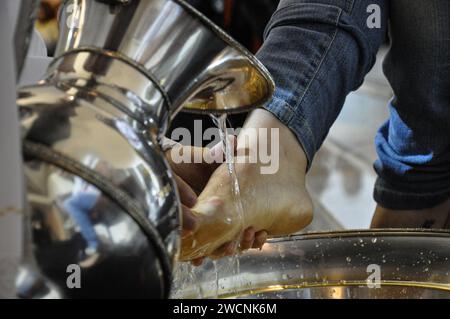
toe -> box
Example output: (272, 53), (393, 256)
(191, 258), (204, 267)
(253, 231), (268, 249)
(210, 242), (236, 260)
(240, 227), (256, 251)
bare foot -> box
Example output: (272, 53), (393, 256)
(180, 109), (313, 261)
(371, 198), (450, 229)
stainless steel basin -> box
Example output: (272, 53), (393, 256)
(171, 229), (450, 299)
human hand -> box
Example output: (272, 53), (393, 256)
(165, 137), (268, 265)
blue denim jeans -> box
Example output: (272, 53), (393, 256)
(257, 0), (450, 210)
(64, 192), (100, 251)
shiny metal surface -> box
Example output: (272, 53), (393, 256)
(17, 0), (274, 298)
(20, 161), (167, 298)
(18, 76), (180, 297)
(55, 0), (275, 115)
(172, 230), (450, 299)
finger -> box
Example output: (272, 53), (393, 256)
(209, 241), (236, 260)
(191, 258), (204, 267)
(175, 174), (198, 208)
(240, 227), (256, 251)
(224, 241), (238, 257)
(181, 205), (198, 234)
(252, 231), (268, 250)
(164, 143), (201, 167)
(167, 146), (218, 194)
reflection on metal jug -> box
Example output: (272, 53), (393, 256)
(16, 0), (274, 298)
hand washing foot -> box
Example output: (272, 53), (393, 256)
(180, 109), (313, 261)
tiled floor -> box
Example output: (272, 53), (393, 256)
(306, 48), (393, 231)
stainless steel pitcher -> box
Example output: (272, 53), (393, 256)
(16, 0), (274, 298)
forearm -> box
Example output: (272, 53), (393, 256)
(257, 0), (388, 167)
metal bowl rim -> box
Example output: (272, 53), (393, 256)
(268, 228), (450, 244)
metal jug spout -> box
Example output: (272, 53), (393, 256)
(55, 0), (275, 116)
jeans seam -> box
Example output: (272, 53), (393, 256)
(292, 9), (342, 110)
(303, 28), (352, 132)
(277, 96), (296, 114)
(290, 107), (316, 150)
(265, 3), (346, 39)
(272, 96), (295, 119)
(346, 0), (355, 14)
(287, 8), (343, 155)
(272, 0), (355, 14)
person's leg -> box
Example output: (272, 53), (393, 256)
(372, 199), (450, 229)
(181, 0), (389, 260)
(64, 192), (100, 250)
(371, 0), (450, 228)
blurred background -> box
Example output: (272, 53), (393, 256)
(35, 0), (60, 56)
(34, 0), (393, 231)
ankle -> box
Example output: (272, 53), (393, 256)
(371, 199), (450, 229)
(240, 109), (308, 173)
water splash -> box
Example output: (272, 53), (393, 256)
(171, 262), (205, 299)
(213, 260), (219, 299)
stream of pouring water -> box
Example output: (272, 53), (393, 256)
(171, 114), (245, 299)
(212, 114), (245, 234)
(211, 114), (245, 295)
